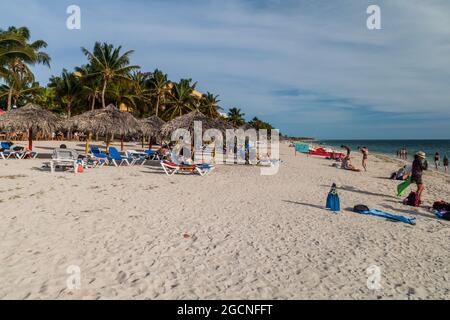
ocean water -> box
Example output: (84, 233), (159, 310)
(318, 140), (450, 162)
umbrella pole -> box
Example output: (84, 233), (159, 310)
(28, 128), (33, 151)
(142, 136), (144, 149)
(106, 136), (110, 154)
(85, 132), (91, 155)
(121, 135), (124, 152)
(148, 135), (152, 151)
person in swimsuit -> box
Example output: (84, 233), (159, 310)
(359, 147), (369, 172)
(434, 152), (440, 170)
(444, 154), (449, 173)
(411, 151), (428, 204)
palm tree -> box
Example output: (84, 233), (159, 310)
(48, 69), (81, 118)
(164, 79), (196, 119)
(0, 32), (34, 78)
(199, 92), (222, 118)
(0, 73), (43, 107)
(227, 107), (246, 126)
(106, 80), (137, 111)
(147, 69), (170, 117)
(75, 65), (102, 111)
(81, 42), (140, 108)
(129, 71), (152, 116)
(0, 26), (50, 110)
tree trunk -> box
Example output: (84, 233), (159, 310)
(28, 128), (33, 151)
(155, 95), (160, 117)
(7, 88), (13, 111)
(101, 80), (108, 108)
(91, 96), (96, 111)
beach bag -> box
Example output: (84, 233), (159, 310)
(403, 192), (420, 207)
(353, 205), (369, 213)
(433, 201), (450, 212)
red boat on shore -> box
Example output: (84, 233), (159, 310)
(308, 147), (345, 159)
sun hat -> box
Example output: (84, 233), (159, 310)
(416, 151), (426, 159)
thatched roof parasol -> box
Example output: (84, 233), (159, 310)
(0, 103), (62, 151)
(161, 110), (233, 138)
(0, 103), (61, 135)
(139, 115), (165, 137)
(65, 104), (140, 136)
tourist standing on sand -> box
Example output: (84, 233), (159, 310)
(444, 154), (449, 173)
(411, 151), (428, 204)
(358, 146), (369, 172)
(434, 152), (440, 170)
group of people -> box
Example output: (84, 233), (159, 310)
(397, 148), (408, 160)
(433, 152), (449, 173)
(340, 145), (369, 172)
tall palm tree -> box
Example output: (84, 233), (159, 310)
(147, 69), (170, 117)
(81, 42), (140, 108)
(48, 69), (81, 118)
(0, 32), (34, 78)
(129, 71), (152, 116)
(227, 107), (246, 126)
(0, 26), (50, 110)
(165, 79), (196, 119)
(75, 65), (102, 111)
(0, 73), (43, 107)
(199, 92), (222, 118)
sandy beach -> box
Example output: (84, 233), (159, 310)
(0, 141), (449, 300)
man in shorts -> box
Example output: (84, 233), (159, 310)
(411, 151), (428, 204)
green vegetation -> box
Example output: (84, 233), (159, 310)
(0, 26), (276, 131)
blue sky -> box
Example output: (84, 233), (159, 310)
(1, 0), (450, 139)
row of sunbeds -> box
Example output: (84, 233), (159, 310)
(0, 142), (38, 160)
(49, 146), (215, 176)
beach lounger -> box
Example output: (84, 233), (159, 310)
(161, 152), (215, 176)
(50, 148), (80, 173)
(108, 147), (136, 166)
(0, 142), (37, 159)
(144, 150), (160, 160)
(125, 150), (148, 165)
(160, 160), (214, 176)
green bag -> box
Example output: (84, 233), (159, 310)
(397, 178), (411, 197)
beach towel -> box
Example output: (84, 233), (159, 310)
(397, 178), (411, 197)
(326, 184), (340, 213)
(295, 143), (310, 154)
(358, 209), (416, 225)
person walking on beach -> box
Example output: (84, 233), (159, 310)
(444, 154), (449, 173)
(411, 151), (428, 205)
(341, 145), (351, 157)
(358, 146), (369, 172)
(434, 152), (440, 170)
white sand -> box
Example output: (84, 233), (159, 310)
(0, 141), (449, 300)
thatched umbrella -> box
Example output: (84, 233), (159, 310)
(65, 104), (141, 153)
(139, 115), (165, 149)
(161, 110), (233, 139)
(0, 103), (62, 151)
